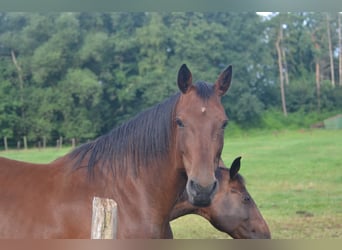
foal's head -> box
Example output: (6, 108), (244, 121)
(207, 157), (271, 239)
(174, 64), (232, 207)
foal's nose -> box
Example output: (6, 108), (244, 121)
(187, 179), (218, 207)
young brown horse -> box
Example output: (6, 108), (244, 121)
(0, 64), (232, 238)
(166, 157), (271, 239)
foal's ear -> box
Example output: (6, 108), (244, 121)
(177, 64), (193, 94)
(229, 156), (241, 179)
(215, 65), (233, 96)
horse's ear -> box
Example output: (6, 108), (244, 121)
(177, 64), (193, 94)
(215, 65), (232, 96)
(229, 156), (241, 179)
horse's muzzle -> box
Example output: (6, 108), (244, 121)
(186, 179), (218, 207)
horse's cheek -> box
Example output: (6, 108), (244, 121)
(176, 129), (187, 154)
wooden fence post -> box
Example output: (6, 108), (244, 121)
(59, 136), (63, 149)
(91, 197), (118, 239)
(23, 136), (27, 150)
(3, 137), (8, 151)
(71, 138), (76, 148)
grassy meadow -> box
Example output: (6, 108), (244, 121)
(0, 129), (341, 239)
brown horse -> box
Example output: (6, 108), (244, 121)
(166, 157), (271, 239)
(0, 64), (232, 238)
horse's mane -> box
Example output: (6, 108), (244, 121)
(68, 82), (216, 178)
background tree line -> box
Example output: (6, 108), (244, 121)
(0, 12), (341, 148)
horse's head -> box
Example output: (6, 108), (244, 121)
(175, 64), (232, 207)
(208, 157), (271, 239)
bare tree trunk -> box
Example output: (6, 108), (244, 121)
(311, 33), (321, 112)
(281, 43), (289, 85)
(315, 61), (321, 112)
(11, 50), (26, 133)
(326, 13), (335, 87)
(11, 50), (24, 90)
(275, 24), (287, 116)
(338, 13), (342, 86)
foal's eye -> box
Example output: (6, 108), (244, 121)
(221, 120), (228, 129)
(243, 195), (251, 203)
(176, 118), (185, 128)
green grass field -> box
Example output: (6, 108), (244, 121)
(0, 129), (341, 239)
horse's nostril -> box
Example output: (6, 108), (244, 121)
(188, 179), (200, 195)
(189, 179), (195, 189)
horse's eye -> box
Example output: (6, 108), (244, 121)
(176, 118), (185, 128)
(221, 120), (228, 129)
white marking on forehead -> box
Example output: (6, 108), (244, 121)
(201, 107), (206, 113)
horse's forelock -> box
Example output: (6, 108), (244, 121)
(194, 82), (215, 100)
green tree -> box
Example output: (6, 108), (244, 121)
(57, 68), (102, 140)
(1, 12), (342, 148)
